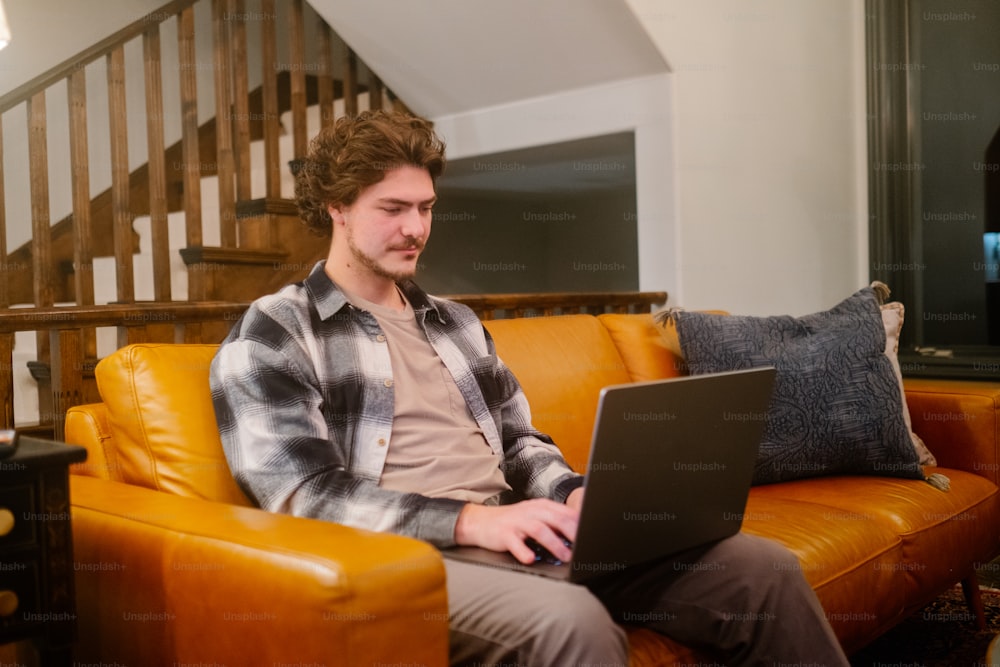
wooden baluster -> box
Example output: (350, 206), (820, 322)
(48, 329), (83, 441)
(107, 47), (134, 308)
(288, 0), (308, 158)
(68, 69), (95, 309)
(0, 333), (12, 429)
(27, 92), (54, 310)
(27, 92), (54, 428)
(260, 0), (281, 199)
(177, 6), (205, 303)
(68, 68), (98, 366)
(0, 122), (7, 309)
(181, 321), (203, 344)
(212, 0), (236, 248)
(143, 24), (171, 301)
(369, 73), (383, 112)
(230, 0), (252, 201)
(344, 48), (358, 117)
(124, 325), (150, 346)
(177, 6), (203, 253)
(387, 89), (414, 117)
(317, 20), (334, 130)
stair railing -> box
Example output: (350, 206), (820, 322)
(0, 0), (408, 433)
(0, 291), (668, 439)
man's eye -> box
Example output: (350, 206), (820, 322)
(382, 207), (402, 214)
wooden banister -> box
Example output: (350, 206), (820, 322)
(0, 293), (668, 337)
(447, 291), (669, 320)
(0, 291), (668, 435)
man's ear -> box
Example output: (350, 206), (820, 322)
(328, 204), (346, 226)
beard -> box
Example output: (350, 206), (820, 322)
(346, 226), (424, 283)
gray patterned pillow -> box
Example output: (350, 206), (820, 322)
(666, 285), (923, 485)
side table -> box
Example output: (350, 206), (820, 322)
(0, 436), (87, 666)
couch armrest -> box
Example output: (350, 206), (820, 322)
(904, 377), (1000, 485)
(65, 403), (119, 480)
(69, 475), (449, 666)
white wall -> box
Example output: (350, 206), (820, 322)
(626, 0), (870, 315)
(431, 0), (870, 316)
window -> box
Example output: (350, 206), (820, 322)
(868, 0), (1000, 377)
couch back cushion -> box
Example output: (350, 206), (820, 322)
(483, 315), (634, 472)
(95, 343), (252, 506)
(597, 313), (686, 382)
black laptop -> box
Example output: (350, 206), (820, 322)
(441, 367), (777, 583)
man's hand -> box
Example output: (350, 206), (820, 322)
(566, 487), (585, 512)
(455, 499), (579, 565)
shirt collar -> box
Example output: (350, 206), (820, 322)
(304, 261), (447, 323)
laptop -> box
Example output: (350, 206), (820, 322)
(441, 366), (777, 583)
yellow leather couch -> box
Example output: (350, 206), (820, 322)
(65, 313), (1000, 665)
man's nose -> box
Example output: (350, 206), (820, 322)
(398, 209), (426, 238)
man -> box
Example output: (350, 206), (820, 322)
(210, 110), (850, 666)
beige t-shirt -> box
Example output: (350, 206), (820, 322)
(344, 288), (511, 504)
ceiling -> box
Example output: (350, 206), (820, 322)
(309, 0), (670, 118)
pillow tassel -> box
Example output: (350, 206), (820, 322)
(869, 280), (891, 304)
(924, 472), (950, 492)
(653, 307), (685, 327)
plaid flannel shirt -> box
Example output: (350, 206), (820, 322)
(210, 262), (584, 546)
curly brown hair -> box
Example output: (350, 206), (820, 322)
(293, 110), (447, 236)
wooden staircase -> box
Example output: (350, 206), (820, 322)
(5, 71), (349, 306)
(0, 0), (668, 437)
(0, 0), (411, 433)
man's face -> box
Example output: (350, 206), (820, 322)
(329, 165), (436, 283)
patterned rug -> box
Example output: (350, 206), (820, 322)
(849, 585), (1000, 666)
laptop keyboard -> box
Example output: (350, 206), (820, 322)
(525, 537), (573, 565)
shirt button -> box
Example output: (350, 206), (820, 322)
(384, 378), (393, 387)
(377, 438), (387, 447)
(376, 334), (386, 342)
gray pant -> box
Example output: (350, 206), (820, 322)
(446, 532), (850, 667)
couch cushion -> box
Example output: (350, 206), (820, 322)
(754, 469), (1000, 591)
(597, 313), (685, 382)
(745, 471), (1000, 652)
(740, 491), (907, 654)
(669, 285), (923, 485)
(483, 315), (633, 472)
(95, 343), (251, 506)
